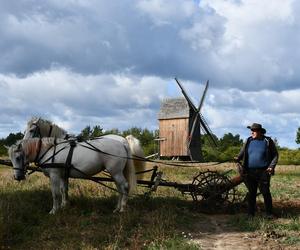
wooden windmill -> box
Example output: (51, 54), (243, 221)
(158, 78), (217, 161)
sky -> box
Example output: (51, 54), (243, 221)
(0, 0), (300, 148)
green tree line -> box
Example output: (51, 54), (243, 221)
(1, 126), (300, 164)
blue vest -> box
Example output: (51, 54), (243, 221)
(247, 139), (268, 168)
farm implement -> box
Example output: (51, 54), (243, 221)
(0, 158), (243, 206)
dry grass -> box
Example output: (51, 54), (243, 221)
(1, 163), (300, 249)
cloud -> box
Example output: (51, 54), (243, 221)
(202, 87), (300, 148)
(0, 0), (300, 149)
(0, 68), (168, 134)
(199, 0), (300, 90)
(1, 0), (300, 91)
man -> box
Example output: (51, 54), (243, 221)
(236, 123), (278, 218)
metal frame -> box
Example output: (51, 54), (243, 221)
(0, 159), (242, 205)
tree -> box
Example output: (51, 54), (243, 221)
(122, 127), (142, 139)
(91, 125), (103, 137)
(80, 125), (104, 139)
(0, 132), (24, 156)
(201, 133), (219, 148)
(80, 125), (92, 139)
(104, 128), (121, 135)
(218, 133), (243, 150)
(296, 127), (300, 145)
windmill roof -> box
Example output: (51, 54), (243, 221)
(158, 97), (190, 120)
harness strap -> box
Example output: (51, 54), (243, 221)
(48, 125), (53, 137)
(51, 137), (57, 164)
(64, 140), (76, 179)
(34, 138), (42, 163)
(37, 145), (67, 166)
(80, 140), (226, 168)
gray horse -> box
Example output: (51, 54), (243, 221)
(9, 137), (137, 214)
(23, 117), (145, 177)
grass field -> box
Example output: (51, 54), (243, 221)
(1, 162), (300, 249)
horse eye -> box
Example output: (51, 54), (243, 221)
(16, 156), (21, 161)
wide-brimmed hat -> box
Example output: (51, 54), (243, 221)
(247, 123), (266, 134)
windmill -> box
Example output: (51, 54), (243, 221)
(158, 78), (217, 161)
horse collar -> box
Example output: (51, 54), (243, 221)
(34, 138), (42, 164)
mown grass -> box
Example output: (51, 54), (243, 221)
(1, 163), (300, 249)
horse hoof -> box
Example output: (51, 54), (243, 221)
(61, 202), (68, 208)
(49, 209), (57, 215)
(113, 208), (120, 213)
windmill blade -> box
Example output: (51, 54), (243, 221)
(197, 80), (209, 112)
(189, 80), (210, 143)
(188, 113), (200, 147)
(199, 113), (218, 147)
(175, 78), (197, 111)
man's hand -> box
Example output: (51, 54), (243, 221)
(233, 157), (239, 162)
(266, 167), (274, 175)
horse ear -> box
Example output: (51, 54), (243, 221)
(4, 145), (9, 150)
(33, 118), (38, 124)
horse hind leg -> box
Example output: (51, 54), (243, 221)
(112, 174), (129, 213)
(49, 174), (62, 214)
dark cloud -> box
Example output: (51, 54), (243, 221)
(1, 0), (299, 91)
(0, 0), (300, 148)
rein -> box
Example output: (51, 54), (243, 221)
(32, 139), (122, 193)
(80, 139), (227, 168)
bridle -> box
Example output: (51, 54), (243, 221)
(12, 138), (43, 176)
(29, 122), (54, 138)
(28, 123), (41, 138)
(12, 150), (27, 175)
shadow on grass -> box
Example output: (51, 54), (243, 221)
(1, 188), (300, 249)
(0, 189), (202, 249)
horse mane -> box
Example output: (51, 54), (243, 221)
(28, 117), (67, 137)
(21, 138), (65, 160)
(20, 138), (41, 160)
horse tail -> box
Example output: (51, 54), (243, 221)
(125, 135), (146, 180)
(123, 147), (137, 194)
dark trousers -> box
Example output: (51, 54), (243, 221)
(244, 169), (273, 215)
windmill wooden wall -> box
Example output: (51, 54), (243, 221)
(158, 98), (190, 157)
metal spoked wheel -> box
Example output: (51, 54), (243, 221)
(190, 170), (238, 206)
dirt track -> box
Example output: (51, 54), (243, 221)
(190, 212), (300, 250)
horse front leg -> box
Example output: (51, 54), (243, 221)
(49, 174), (61, 214)
(60, 177), (69, 208)
(114, 195), (122, 213)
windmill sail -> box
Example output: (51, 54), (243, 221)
(174, 78), (217, 161)
(199, 113), (218, 147)
(188, 80), (209, 144)
(175, 78), (197, 111)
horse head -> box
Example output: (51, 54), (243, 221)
(24, 117), (68, 139)
(8, 141), (27, 181)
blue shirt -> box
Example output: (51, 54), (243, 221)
(247, 139), (268, 168)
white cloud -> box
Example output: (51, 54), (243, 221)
(0, 69), (168, 135)
(137, 0), (196, 26)
(0, 1), (300, 149)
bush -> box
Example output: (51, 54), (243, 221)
(0, 145), (7, 156)
(278, 149), (300, 165)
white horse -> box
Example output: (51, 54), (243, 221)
(9, 137), (137, 214)
(23, 118), (145, 177)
